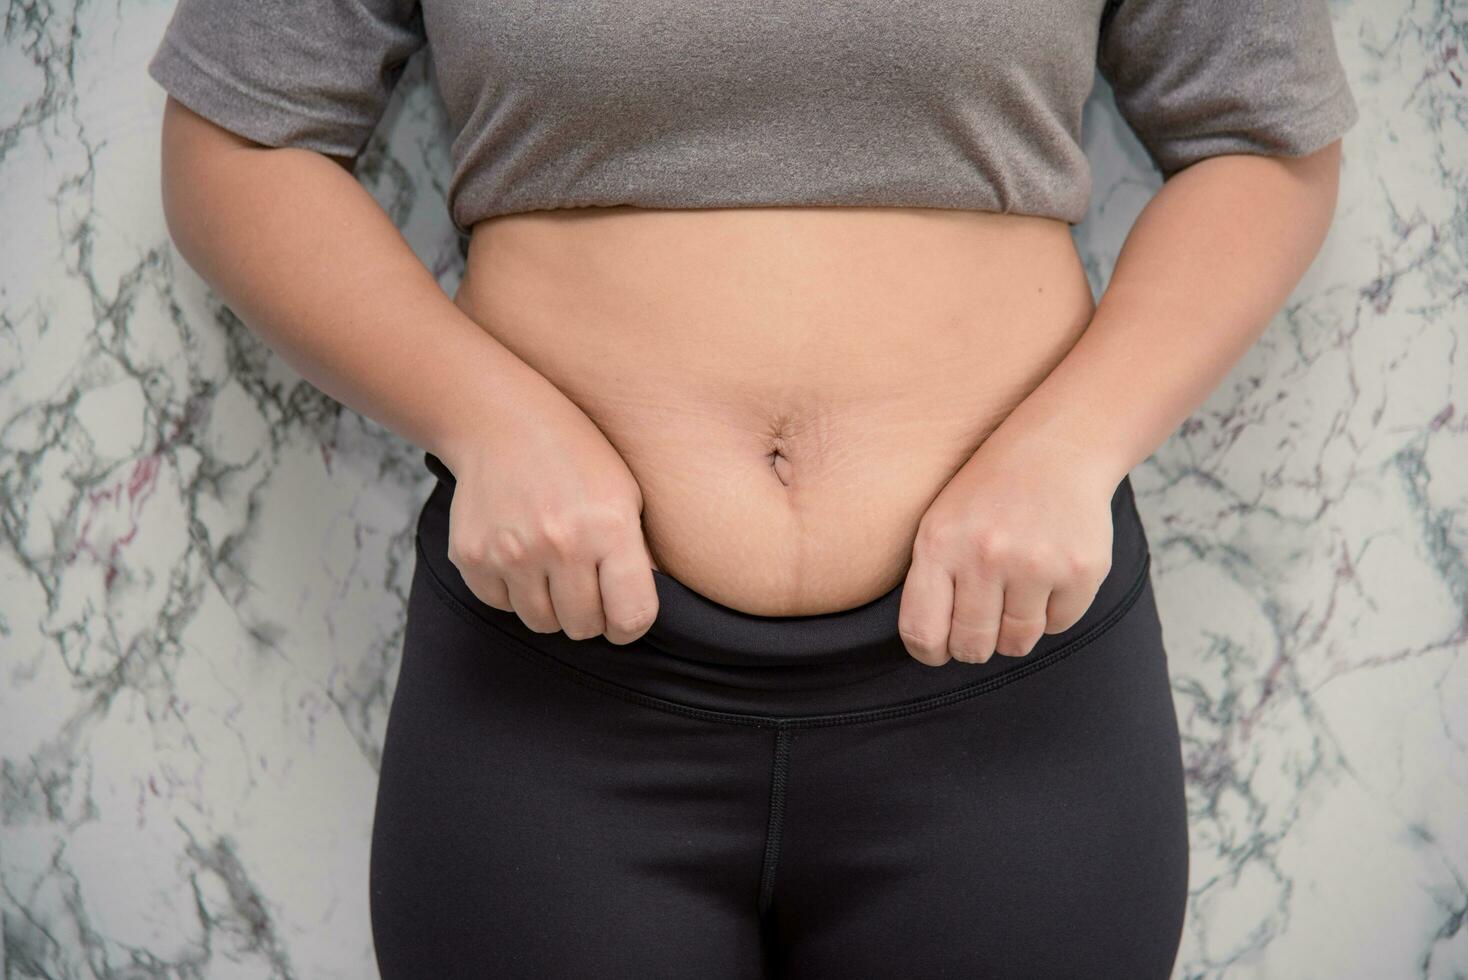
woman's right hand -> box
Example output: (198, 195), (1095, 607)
(436, 390), (659, 645)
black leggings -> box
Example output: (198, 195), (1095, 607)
(370, 452), (1189, 979)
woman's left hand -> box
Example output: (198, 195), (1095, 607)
(899, 430), (1121, 667)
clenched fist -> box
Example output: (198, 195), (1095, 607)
(899, 433), (1118, 666)
(438, 390), (660, 646)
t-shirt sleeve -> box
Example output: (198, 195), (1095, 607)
(1095, 0), (1360, 181)
(146, 0), (428, 158)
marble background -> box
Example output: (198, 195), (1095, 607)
(2, 0), (1464, 976)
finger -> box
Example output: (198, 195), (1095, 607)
(597, 543), (660, 645)
(546, 561), (606, 640)
(898, 558), (955, 667)
(946, 565), (1005, 663)
(505, 570), (560, 633)
(1045, 577), (1103, 634)
(993, 574), (1053, 659)
(459, 567), (512, 611)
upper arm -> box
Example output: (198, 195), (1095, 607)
(159, 94), (359, 186)
(1095, 0), (1360, 181)
(147, 0), (427, 165)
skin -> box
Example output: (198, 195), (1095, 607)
(157, 95), (1343, 663)
(904, 144), (1345, 665)
(448, 205), (1095, 620)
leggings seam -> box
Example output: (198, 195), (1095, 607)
(413, 534), (1151, 730)
(757, 729), (793, 918)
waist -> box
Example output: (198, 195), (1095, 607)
(453, 205), (1097, 615)
(415, 458), (1152, 719)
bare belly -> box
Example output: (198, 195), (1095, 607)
(453, 205), (1096, 616)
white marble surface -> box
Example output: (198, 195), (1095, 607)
(2, 1), (1463, 977)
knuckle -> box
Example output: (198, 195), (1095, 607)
(947, 643), (984, 663)
(585, 503), (636, 535)
(1012, 546), (1051, 577)
(1045, 613), (1081, 634)
(562, 619), (605, 641)
(537, 517), (580, 557)
(949, 623), (997, 652)
(1055, 548), (1091, 579)
(970, 531), (1012, 566)
(489, 527), (529, 565)
(995, 625), (1044, 657)
(913, 521), (948, 555)
(519, 610), (560, 633)
(898, 626), (942, 654)
(470, 585), (510, 612)
(609, 605), (658, 638)
(949, 619), (999, 660)
(1001, 608), (1048, 628)
(447, 536), (483, 569)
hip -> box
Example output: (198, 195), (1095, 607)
(412, 450), (1160, 722)
(378, 472), (1185, 977)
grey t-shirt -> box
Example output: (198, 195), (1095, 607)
(147, 0), (1359, 236)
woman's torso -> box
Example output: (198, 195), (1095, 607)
(453, 205), (1095, 616)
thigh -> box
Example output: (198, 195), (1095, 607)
(770, 574), (1189, 979)
(370, 554), (775, 980)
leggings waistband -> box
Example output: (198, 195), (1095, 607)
(415, 450), (1154, 721)
(647, 569), (908, 668)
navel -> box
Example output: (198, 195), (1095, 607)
(767, 436), (794, 487)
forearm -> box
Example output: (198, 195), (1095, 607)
(983, 142), (1346, 485)
(157, 99), (563, 472)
